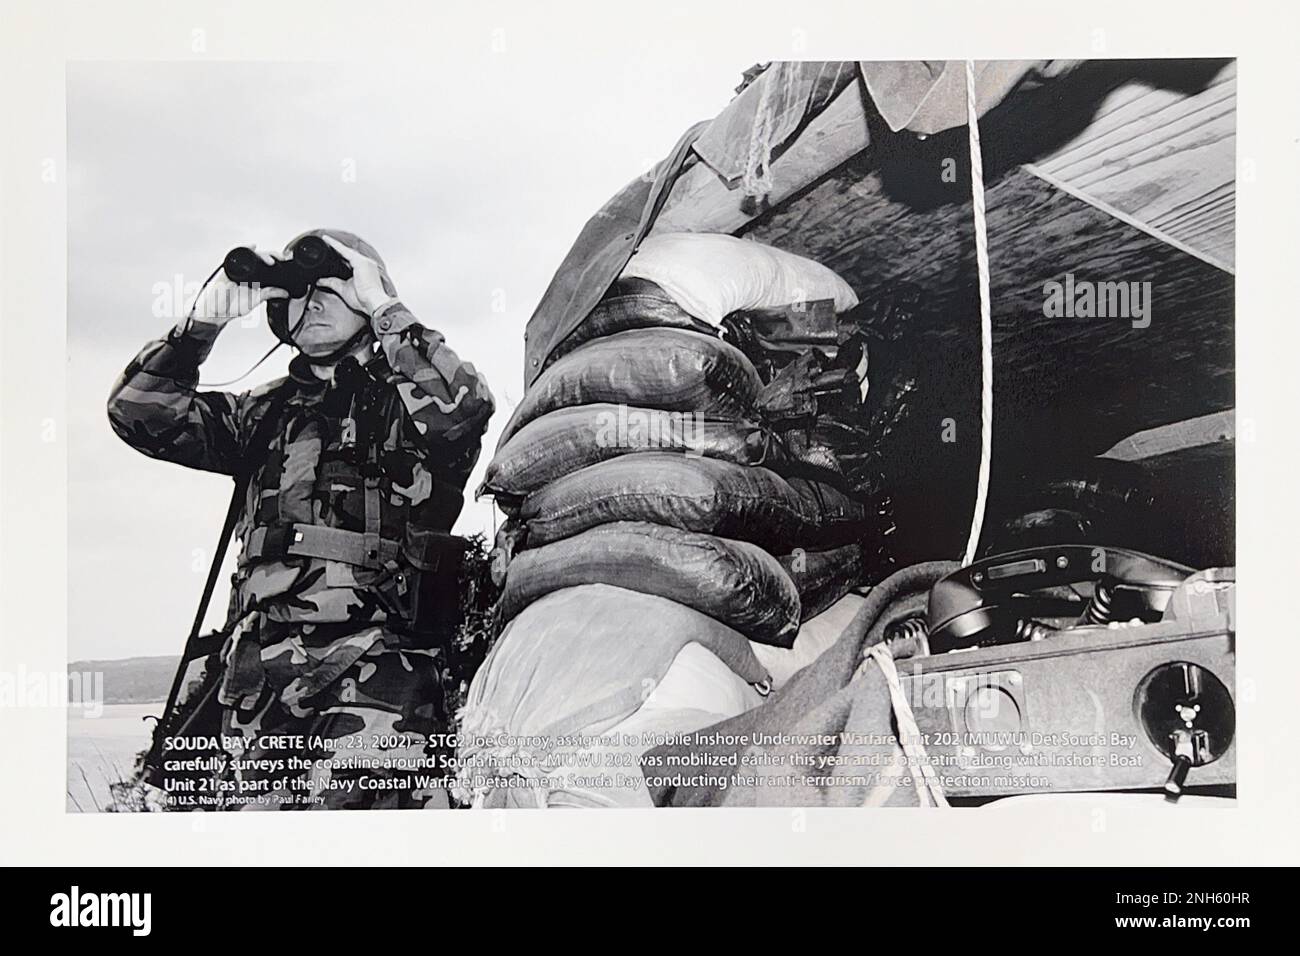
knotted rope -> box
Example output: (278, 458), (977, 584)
(742, 61), (800, 201)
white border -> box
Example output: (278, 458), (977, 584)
(3, 0), (1298, 865)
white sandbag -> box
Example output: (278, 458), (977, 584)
(454, 585), (770, 808)
(620, 232), (859, 325)
(749, 591), (866, 689)
(630, 640), (765, 724)
(548, 642), (765, 809)
(459, 584), (767, 744)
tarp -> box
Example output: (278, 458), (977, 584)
(858, 59), (1079, 135)
(521, 122), (706, 387)
(692, 61), (858, 186)
(520, 61), (1068, 388)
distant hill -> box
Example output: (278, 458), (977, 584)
(69, 655), (180, 705)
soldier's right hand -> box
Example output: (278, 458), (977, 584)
(188, 249), (289, 327)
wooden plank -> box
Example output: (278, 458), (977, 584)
(1033, 61), (1235, 266)
(1101, 410), (1234, 462)
(651, 80), (871, 236)
(1023, 162), (1233, 274)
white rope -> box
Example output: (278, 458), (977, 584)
(962, 59), (994, 568)
(860, 645), (950, 807)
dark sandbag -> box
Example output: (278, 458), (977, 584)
(779, 542), (865, 621)
(481, 403), (769, 501)
(500, 521), (801, 646)
(519, 453), (866, 553)
(499, 329), (762, 444)
(545, 277), (718, 369)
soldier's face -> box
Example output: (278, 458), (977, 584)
(288, 280), (370, 357)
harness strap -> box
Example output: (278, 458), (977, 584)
(363, 474), (384, 568)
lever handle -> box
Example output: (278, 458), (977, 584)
(1163, 755), (1192, 800)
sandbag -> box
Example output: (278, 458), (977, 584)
(500, 328), (762, 444)
(539, 642), (765, 809)
(545, 277), (718, 369)
(620, 232), (859, 325)
(500, 522), (801, 645)
(455, 584), (770, 806)
(750, 591), (866, 689)
(780, 542), (864, 621)
(519, 452), (866, 553)
(460, 584), (768, 741)
(481, 403), (768, 501)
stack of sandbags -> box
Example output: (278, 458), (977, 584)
(459, 233), (867, 806)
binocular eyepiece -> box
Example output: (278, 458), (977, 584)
(223, 235), (352, 298)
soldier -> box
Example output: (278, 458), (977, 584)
(108, 229), (494, 809)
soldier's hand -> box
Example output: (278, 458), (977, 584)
(320, 235), (393, 314)
(188, 249), (288, 327)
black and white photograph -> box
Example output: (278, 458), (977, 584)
(3, 0), (1299, 885)
(65, 53), (1240, 814)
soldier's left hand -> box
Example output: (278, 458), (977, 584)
(321, 235), (393, 315)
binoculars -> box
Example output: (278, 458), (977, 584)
(222, 235), (352, 298)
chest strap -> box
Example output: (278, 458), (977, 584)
(245, 523), (401, 570)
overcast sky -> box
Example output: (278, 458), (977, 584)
(68, 55), (742, 661)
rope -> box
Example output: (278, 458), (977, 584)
(742, 61), (799, 201)
(962, 59), (994, 568)
(861, 644), (950, 807)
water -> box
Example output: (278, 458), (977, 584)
(67, 702), (161, 812)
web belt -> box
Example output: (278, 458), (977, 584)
(245, 522), (400, 570)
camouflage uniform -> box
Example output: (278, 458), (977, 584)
(109, 297), (493, 809)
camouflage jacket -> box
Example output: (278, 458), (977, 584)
(108, 301), (494, 641)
